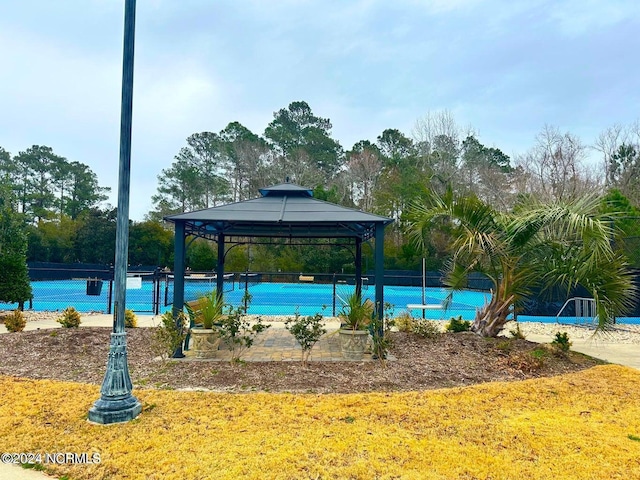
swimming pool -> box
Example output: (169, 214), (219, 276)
(2, 278), (638, 324)
(1, 279), (486, 317)
(226, 282), (491, 319)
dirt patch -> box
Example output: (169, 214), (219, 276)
(0, 327), (604, 393)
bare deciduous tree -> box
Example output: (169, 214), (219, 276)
(270, 149), (325, 190)
(226, 140), (273, 201)
(594, 120), (640, 205)
(515, 125), (599, 202)
(412, 110), (476, 193)
(346, 149), (381, 211)
(594, 123), (625, 183)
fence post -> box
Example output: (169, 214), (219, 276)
(164, 272), (170, 307)
(107, 279), (113, 315)
(153, 267), (161, 315)
(332, 273), (336, 316)
(106, 265), (114, 314)
(244, 270), (249, 310)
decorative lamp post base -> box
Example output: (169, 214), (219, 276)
(88, 332), (142, 424)
(88, 396), (142, 425)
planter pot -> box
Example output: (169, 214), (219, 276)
(190, 328), (221, 359)
(339, 329), (370, 360)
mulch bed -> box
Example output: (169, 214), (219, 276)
(0, 327), (604, 393)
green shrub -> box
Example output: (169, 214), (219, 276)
(445, 316), (471, 333)
(508, 349), (547, 372)
(531, 347), (549, 359)
(218, 304), (270, 363)
(285, 310), (327, 366)
(57, 307), (81, 328)
(551, 332), (572, 353)
(370, 309), (394, 365)
(4, 309), (26, 332)
(185, 290), (224, 329)
(0, 184), (32, 307)
(394, 311), (415, 332)
(495, 340), (513, 353)
(338, 292), (373, 331)
(509, 323), (526, 339)
(153, 311), (188, 359)
(124, 309), (138, 328)
(412, 319), (441, 339)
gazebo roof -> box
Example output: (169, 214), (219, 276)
(165, 182), (393, 240)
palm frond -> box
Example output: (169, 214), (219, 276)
(408, 190), (636, 334)
(578, 255), (637, 331)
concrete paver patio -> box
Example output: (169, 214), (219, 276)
(185, 326), (348, 362)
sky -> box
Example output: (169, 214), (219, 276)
(1, 0), (639, 220)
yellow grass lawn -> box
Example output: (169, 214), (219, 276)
(1, 365), (639, 479)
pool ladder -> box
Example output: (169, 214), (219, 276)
(555, 297), (598, 326)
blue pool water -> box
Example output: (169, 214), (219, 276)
(2, 279), (638, 325)
(230, 283), (491, 319)
(2, 279), (488, 316)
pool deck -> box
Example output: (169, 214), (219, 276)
(525, 332), (639, 369)
(0, 314), (638, 368)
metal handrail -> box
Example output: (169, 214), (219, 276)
(556, 297), (598, 325)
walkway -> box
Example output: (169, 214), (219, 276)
(185, 326), (347, 362)
(526, 332), (640, 369)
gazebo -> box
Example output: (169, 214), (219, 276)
(165, 181), (393, 337)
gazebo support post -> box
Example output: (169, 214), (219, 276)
(375, 223), (385, 329)
(216, 233), (225, 300)
(355, 237), (362, 299)
(171, 221), (186, 358)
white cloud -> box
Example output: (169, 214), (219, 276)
(0, 28), (120, 118)
(397, 0), (483, 14)
(2, 0), (640, 221)
(548, 0), (639, 36)
(134, 67), (222, 132)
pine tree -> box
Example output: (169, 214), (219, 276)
(0, 182), (32, 307)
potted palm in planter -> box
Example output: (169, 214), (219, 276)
(185, 290), (224, 358)
(338, 292), (374, 360)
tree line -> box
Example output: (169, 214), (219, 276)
(149, 102), (640, 272)
(1, 101), (640, 275)
(0, 145), (174, 268)
(0, 145), (108, 223)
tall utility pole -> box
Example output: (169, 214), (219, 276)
(89, 0), (141, 424)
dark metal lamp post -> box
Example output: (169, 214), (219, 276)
(88, 0), (142, 424)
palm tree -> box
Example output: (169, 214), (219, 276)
(408, 190), (637, 337)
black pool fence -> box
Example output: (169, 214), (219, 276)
(16, 263), (640, 319)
